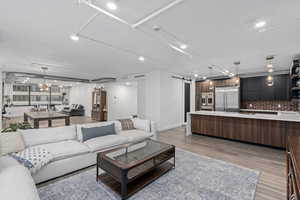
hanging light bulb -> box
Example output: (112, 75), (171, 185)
(266, 75), (274, 86)
(39, 67), (50, 91)
(234, 61), (241, 85)
(208, 66), (214, 90)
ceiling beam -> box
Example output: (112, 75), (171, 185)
(132, 0), (185, 28)
(80, 0), (132, 26)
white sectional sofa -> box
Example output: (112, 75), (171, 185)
(0, 119), (157, 200)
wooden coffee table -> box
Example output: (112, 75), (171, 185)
(24, 112), (70, 128)
(96, 139), (175, 200)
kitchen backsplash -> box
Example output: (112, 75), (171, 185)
(242, 101), (299, 111)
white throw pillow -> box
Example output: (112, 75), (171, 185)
(132, 118), (151, 132)
(10, 146), (53, 174)
(0, 132), (25, 156)
(20, 125), (77, 147)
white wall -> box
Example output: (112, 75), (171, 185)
(69, 83), (96, 117)
(104, 82), (138, 120)
(137, 79), (146, 119)
(138, 70), (185, 131)
(159, 71), (184, 131)
(69, 82), (138, 120)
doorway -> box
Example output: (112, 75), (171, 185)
(184, 82), (190, 122)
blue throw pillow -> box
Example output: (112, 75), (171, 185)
(81, 124), (116, 142)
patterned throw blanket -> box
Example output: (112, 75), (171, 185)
(10, 146), (53, 174)
(118, 119), (135, 130)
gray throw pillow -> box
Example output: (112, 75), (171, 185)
(81, 124), (116, 142)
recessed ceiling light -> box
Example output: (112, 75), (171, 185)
(180, 44), (188, 50)
(229, 73), (235, 77)
(138, 56), (145, 62)
(106, 2), (117, 10)
(152, 25), (161, 31)
(254, 20), (266, 29)
(194, 74), (198, 77)
(203, 77), (207, 80)
(268, 68), (274, 73)
(70, 34), (79, 41)
(125, 82), (131, 86)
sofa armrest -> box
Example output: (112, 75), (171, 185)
(150, 121), (157, 140)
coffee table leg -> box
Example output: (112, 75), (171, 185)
(24, 113), (28, 122)
(96, 154), (99, 182)
(121, 171), (128, 200)
(33, 120), (39, 129)
(65, 116), (70, 126)
(48, 120), (52, 127)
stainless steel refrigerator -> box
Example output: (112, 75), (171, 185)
(215, 86), (240, 112)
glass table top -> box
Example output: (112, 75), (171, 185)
(105, 139), (172, 165)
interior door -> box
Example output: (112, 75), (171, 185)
(184, 83), (191, 122)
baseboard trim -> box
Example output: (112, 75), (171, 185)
(158, 124), (183, 132)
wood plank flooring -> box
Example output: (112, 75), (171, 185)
(158, 126), (286, 200)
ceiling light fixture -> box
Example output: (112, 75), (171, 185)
(268, 68), (274, 73)
(254, 20), (266, 29)
(138, 56), (145, 62)
(180, 44), (188, 50)
(267, 64), (273, 68)
(194, 74), (198, 78)
(106, 2), (117, 10)
(125, 82), (131, 86)
(203, 76), (207, 80)
(70, 33), (79, 41)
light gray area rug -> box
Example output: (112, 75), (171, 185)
(38, 149), (260, 200)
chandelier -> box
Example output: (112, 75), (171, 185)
(39, 67), (51, 91)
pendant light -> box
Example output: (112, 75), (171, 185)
(39, 67), (51, 92)
(208, 66), (214, 90)
(266, 56), (274, 87)
(234, 61), (240, 85)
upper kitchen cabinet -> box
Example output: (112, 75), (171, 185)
(274, 75), (290, 100)
(241, 74), (290, 101)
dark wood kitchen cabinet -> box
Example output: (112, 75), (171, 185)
(191, 114), (300, 148)
(241, 74), (290, 101)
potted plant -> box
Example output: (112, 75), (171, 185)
(1, 122), (32, 133)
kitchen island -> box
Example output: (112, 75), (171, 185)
(186, 111), (300, 148)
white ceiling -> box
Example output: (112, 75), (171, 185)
(0, 0), (300, 79)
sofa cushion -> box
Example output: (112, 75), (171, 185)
(76, 122), (116, 142)
(0, 156), (40, 200)
(0, 131), (25, 155)
(119, 129), (154, 143)
(84, 135), (128, 152)
(81, 123), (116, 142)
(36, 140), (90, 162)
(20, 125), (77, 147)
(132, 118), (151, 132)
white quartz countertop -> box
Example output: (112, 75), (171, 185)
(189, 110), (300, 122)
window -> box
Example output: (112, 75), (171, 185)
(11, 84), (66, 106)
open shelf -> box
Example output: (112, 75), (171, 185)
(292, 87), (300, 91)
(291, 74), (300, 79)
